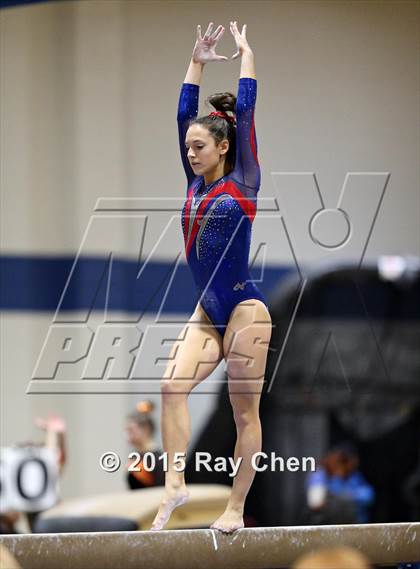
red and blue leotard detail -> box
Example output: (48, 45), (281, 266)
(178, 77), (268, 339)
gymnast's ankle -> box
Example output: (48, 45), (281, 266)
(165, 478), (188, 493)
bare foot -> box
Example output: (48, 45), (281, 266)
(210, 509), (244, 533)
(150, 485), (190, 531)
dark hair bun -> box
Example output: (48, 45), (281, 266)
(206, 91), (236, 116)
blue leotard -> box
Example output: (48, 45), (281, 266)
(178, 77), (268, 339)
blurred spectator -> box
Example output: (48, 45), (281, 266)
(0, 511), (21, 534)
(302, 442), (375, 524)
(0, 412), (66, 534)
(292, 546), (371, 569)
(33, 413), (66, 474)
(124, 400), (165, 489)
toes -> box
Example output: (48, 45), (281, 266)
(211, 524), (229, 533)
(150, 522), (161, 531)
(210, 521), (237, 532)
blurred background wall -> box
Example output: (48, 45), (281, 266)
(1, 0), (418, 501)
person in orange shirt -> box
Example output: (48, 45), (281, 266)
(124, 401), (165, 489)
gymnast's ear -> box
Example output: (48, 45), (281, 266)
(218, 138), (229, 155)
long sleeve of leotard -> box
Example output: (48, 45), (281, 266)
(231, 77), (261, 191)
(177, 82), (199, 188)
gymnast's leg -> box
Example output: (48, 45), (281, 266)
(150, 303), (224, 530)
(210, 299), (272, 533)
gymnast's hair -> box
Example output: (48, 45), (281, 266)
(189, 90), (237, 171)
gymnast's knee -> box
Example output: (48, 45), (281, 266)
(160, 377), (192, 398)
(229, 393), (260, 427)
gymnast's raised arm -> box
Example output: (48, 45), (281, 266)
(229, 21), (261, 191)
(177, 23), (228, 188)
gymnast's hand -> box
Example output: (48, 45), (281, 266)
(230, 20), (252, 59)
(192, 22), (228, 64)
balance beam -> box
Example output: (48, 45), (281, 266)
(1, 522), (419, 569)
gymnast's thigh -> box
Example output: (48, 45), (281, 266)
(223, 299), (272, 390)
(161, 302), (224, 388)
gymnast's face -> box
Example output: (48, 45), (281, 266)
(185, 124), (229, 176)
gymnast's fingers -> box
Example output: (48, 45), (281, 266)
(196, 24), (202, 42)
(203, 22), (214, 40)
(212, 25), (225, 43)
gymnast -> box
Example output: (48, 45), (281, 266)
(151, 21), (272, 533)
